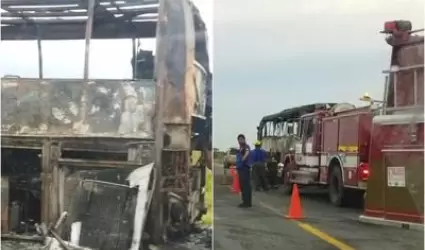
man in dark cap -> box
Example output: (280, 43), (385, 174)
(236, 134), (252, 208)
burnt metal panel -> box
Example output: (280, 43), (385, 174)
(64, 180), (137, 249)
(150, 0), (196, 242)
(60, 166), (153, 250)
(0, 136), (155, 168)
(1, 78), (155, 138)
(155, 0), (195, 125)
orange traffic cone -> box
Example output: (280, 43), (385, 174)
(284, 184), (304, 220)
(230, 166), (240, 194)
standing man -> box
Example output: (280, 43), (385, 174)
(236, 134), (252, 208)
(251, 141), (269, 191)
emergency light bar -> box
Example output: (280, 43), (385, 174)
(381, 20), (412, 34)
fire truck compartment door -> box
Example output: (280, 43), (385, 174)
(382, 150), (424, 221)
(373, 113), (424, 222)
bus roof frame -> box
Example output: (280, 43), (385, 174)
(1, 0), (160, 40)
(259, 103), (337, 126)
(1, 0), (209, 80)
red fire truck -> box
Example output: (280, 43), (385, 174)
(257, 102), (376, 206)
(276, 103), (375, 206)
(265, 20), (423, 207)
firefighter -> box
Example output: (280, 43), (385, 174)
(236, 134), (252, 208)
(251, 140), (269, 191)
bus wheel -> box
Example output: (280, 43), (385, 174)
(329, 167), (344, 206)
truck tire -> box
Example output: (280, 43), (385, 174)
(329, 167), (345, 206)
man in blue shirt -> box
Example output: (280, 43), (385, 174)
(251, 140), (269, 191)
(236, 134), (252, 208)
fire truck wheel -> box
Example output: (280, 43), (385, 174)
(329, 167), (345, 206)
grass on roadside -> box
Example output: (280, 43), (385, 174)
(201, 169), (213, 225)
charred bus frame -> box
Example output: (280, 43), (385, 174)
(257, 103), (335, 159)
(1, 0), (211, 246)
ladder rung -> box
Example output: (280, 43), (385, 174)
(382, 64), (424, 73)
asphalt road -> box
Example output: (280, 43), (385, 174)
(213, 163), (424, 250)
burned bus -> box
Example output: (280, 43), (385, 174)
(257, 103), (335, 163)
(1, 0), (211, 249)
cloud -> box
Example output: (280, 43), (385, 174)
(215, 0), (423, 21)
(214, 0), (423, 66)
(213, 0), (424, 148)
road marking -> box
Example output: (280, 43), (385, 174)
(258, 201), (355, 250)
(297, 222), (355, 250)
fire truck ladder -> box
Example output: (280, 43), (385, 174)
(382, 63), (424, 114)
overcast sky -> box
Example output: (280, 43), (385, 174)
(213, 0), (424, 149)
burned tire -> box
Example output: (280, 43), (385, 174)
(329, 166), (345, 206)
